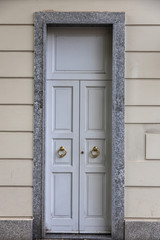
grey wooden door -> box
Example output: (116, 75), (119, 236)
(45, 27), (112, 234)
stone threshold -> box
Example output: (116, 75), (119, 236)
(39, 234), (112, 240)
(39, 239), (111, 240)
(39, 238), (112, 240)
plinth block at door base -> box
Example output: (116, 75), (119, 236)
(125, 220), (160, 240)
(0, 219), (32, 240)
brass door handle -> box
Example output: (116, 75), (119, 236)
(91, 146), (100, 158)
(57, 146), (67, 158)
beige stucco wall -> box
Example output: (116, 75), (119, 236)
(0, 0), (160, 223)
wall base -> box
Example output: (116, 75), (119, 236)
(125, 220), (160, 240)
(0, 219), (32, 240)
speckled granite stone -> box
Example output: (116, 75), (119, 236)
(41, 234), (112, 240)
(125, 221), (160, 240)
(39, 238), (111, 240)
(0, 220), (32, 240)
(34, 12), (125, 240)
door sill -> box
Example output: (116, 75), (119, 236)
(43, 233), (112, 240)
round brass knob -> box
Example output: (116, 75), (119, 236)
(91, 146), (100, 158)
(57, 146), (67, 158)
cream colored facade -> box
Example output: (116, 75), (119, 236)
(0, 0), (160, 238)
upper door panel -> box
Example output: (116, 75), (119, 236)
(47, 27), (112, 80)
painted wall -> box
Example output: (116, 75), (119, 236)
(0, 0), (160, 224)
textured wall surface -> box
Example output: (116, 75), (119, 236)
(0, 0), (160, 237)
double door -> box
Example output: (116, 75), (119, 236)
(45, 80), (111, 233)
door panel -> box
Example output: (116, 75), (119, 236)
(86, 173), (105, 217)
(45, 81), (79, 233)
(55, 30), (105, 72)
(46, 27), (112, 235)
(80, 81), (111, 233)
(53, 87), (73, 131)
(88, 87), (106, 131)
(86, 139), (106, 166)
(53, 139), (72, 166)
(47, 27), (112, 80)
(52, 173), (72, 218)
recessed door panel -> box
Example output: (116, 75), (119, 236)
(47, 27), (112, 80)
(88, 87), (106, 131)
(45, 27), (112, 235)
(53, 139), (72, 166)
(55, 32), (105, 72)
(52, 173), (72, 218)
(45, 81), (79, 233)
(80, 81), (111, 233)
(52, 86), (73, 132)
(86, 139), (106, 166)
(86, 173), (105, 217)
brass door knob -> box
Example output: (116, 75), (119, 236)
(57, 146), (67, 158)
(91, 146), (100, 158)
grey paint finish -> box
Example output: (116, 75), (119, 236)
(34, 12), (125, 240)
(0, 220), (32, 240)
(125, 221), (160, 240)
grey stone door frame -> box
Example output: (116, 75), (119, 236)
(34, 12), (125, 240)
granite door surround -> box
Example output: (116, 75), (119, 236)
(34, 12), (125, 240)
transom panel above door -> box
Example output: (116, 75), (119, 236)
(45, 26), (112, 234)
(47, 27), (112, 80)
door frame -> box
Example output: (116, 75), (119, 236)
(34, 12), (125, 240)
